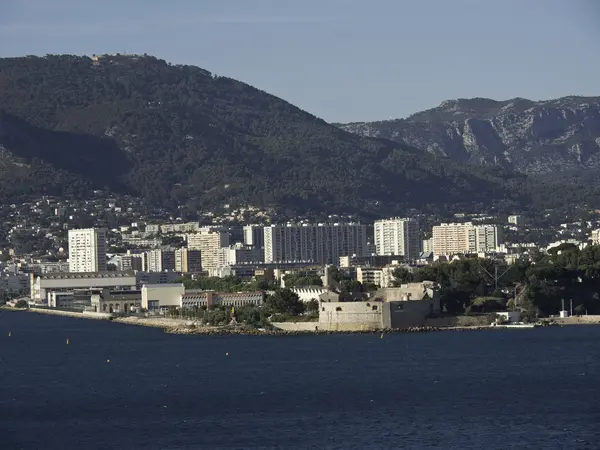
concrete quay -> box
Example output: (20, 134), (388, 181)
(28, 308), (113, 320)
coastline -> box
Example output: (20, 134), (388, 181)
(18, 307), (600, 335)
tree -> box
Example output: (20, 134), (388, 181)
(392, 267), (413, 285)
(306, 299), (319, 313)
(283, 273), (322, 288)
(339, 279), (364, 293)
(265, 289), (305, 316)
(14, 299), (28, 308)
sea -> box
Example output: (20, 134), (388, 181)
(1, 312), (599, 450)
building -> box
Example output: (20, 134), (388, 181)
(180, 291), (264, 309)
(339, 255), (399, 268)
(187, 230), (230, 271)
(432, 222), (500, 256)
(68, 228), (107, 272)
(90, 289), (141, 313)
(318, 282), (440, 331)
(0, 274), (30, 296)
(264, 223), (367, 265)
(160, 222), (200, 234)
(290, 286), (327, 302)
(508, 215), (523, 226)
(373, 218), (419, 260)
(30, 271), (136, 303)
(243, 225), (265, 250)
(135, 271), (182, 287)
(146, 249), (176, 272)
(422, 238), (433, 254)
(356, 267), (383, 287)
(592, 229), (600, 245)
(474, 225), (500, 254)
(174, 248), (202, 273)
(113, 252), (144, 272)
(47, 292), (74, 308)
(218, 243), (263, 267)
(141, 284), (185, 310)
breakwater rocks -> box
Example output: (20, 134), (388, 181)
(165, 325), (493, 336)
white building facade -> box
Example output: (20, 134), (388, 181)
(68, 228), (107, 273)
(432, 222), (500, 256)
(187, 230), (230, 271)
(373, 218), (420, 260)
(263, 223), (367, 265)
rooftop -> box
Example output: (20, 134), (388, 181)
(38, 271), (135, 280)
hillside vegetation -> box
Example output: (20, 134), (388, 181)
(0, 54), (596, 214)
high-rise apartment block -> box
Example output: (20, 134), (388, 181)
(373, 218), (420, 260)
(187, 230), (230, 271)
(263, 223), (367, 265)
(68, 228), (107, 273)
(174, 248), (202, 273)
(219, 243), (263, 267)
(243, 225), (265, 249)
(146, 249), (176, 272)
(432, 222), (499, 256)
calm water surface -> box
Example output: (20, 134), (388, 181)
(1, 312), (599, 449)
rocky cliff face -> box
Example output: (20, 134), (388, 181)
(338, 96), (600, 174)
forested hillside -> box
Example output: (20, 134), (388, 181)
(0, 54), (596, 214)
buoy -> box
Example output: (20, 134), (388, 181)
(66, 338), (69, 345)
(8, 331), (11, 337)
(106, 359), (110, 363)
(225, 352), (229, 356)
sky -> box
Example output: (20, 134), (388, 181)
(1, 0), (599, 122)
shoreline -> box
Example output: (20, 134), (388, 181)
(15, 307), (598, 336)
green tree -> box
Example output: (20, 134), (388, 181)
(392, 267), (414, 285)
(265, 289), (305, 316)
(306, 299), (319, 313)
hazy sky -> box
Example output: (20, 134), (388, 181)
(1, 0), (599, 122)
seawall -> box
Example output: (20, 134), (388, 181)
(28, 309), (113, 320)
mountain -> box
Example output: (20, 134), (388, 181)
(338, 96), (600, 175)
(0, 54), (594, 215)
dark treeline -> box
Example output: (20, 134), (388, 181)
(394, 243), (600, 318)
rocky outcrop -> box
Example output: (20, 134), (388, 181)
(338, 96), (600, 174)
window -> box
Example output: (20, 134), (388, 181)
(336, 306), (342, 311)
(372, 305), (378, 311)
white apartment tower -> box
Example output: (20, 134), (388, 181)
(68, 228), (107, 273)
(432, 222), (499, 256)
(373, 218), (420, 260)
(187, 230), (230, 271)
(263, 223), (367, 265)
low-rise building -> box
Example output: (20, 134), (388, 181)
(48, 291), (75, 308)
(356, 267), (383, 287)
(180, 291), (264, 309)
(141, 284), (185, 310)
(91, 289), (141, 314)
(30, 271), (137, 303)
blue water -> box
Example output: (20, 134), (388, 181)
(1, 312), (599, 450)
